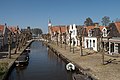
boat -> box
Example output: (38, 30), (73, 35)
(15, 52), (29, 67)
(25, 47), (30, 52)
(72, 73), (93, 80)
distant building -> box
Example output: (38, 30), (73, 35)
(48, 20), (69, 44)
(0, 24), (11, 49)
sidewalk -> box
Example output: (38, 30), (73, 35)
(48, 43), (120, 80)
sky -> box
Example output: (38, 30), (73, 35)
(0, 0), (120, 33)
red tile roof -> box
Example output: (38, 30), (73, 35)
(115, 22), (120, 33)
(0, 25), (4, 31)
(85, 26), (95, 33)
(85, 26), (105, 33)
(8, 26), (17, 33)
(51, 26), (60, 32)
(50, 25), (67, 33)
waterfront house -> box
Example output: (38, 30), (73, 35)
(0, 24), (11, 50)
(69, 24), (84, 46)
(84, 23), (105, 51)
(8, 26), (21, 43)
(105, 22), (120, 55)
(48, 20), (69, 44)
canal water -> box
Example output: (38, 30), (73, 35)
(7, 41), (73, 80)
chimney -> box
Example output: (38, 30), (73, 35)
(95, 23), (99, 28)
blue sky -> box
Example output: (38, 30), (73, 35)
(0, 0), (120, 33)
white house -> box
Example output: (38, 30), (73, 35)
(69, 24), (79, 46)
(84, 24), (105, 51)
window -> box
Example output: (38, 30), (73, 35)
(88, 30), (92, 37)
(103, 29), (107, 37)
(90, 40), (91, 48)
(73, 30), (75, 35)
(72, 26), (73, 29)
(93, 40), (95, 47)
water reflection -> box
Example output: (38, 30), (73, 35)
(8, 41), (73, 80)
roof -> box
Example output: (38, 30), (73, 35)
(50, 25), (67, 33)
(50, 26), (60, 32)
(0, 25), (4, 32)
(8, 26), (21, 34)
(115, 22), (120, 33)
(109, 22), (120, 37)
(8, 26), (17, 33)
(85, 26), (95, 33)
(91, 28), (102, 37)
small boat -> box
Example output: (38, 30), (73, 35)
(72, 73), (93, 80)
(15, 53), (29, 67)
(25, 47), (30, 52)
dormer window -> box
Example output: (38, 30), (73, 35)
(88, 30), (92, 37)
(103, 29), (107, 37)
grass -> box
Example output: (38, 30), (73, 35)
(0, 62), (8, 75)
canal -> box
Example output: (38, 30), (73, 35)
(7, 41), (73, 80)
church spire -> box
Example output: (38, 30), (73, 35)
(48, 19), (52, 27)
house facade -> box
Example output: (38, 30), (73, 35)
(8, 26), (21, 43)
(0, 24), (11, 49)
(104, 22), (120, 55)
(48, 20), (69, 44)
(84, 24), (106, 51)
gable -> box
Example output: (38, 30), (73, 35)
(115, 22), (120, 33)
(109, 23), (120, 37)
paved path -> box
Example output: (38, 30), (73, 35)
(0, 40), (33, 80)
(48, 42), (120, 80)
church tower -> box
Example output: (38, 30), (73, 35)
(48, 19), (52, 34)
(48, 19), (52, 27)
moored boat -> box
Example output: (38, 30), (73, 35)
(15, 53), (29, 67)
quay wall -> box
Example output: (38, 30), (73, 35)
(2, 40), (34, 80)
(43, 41), (97, 80)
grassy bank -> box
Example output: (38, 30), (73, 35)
(0, 62), (8, 79)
